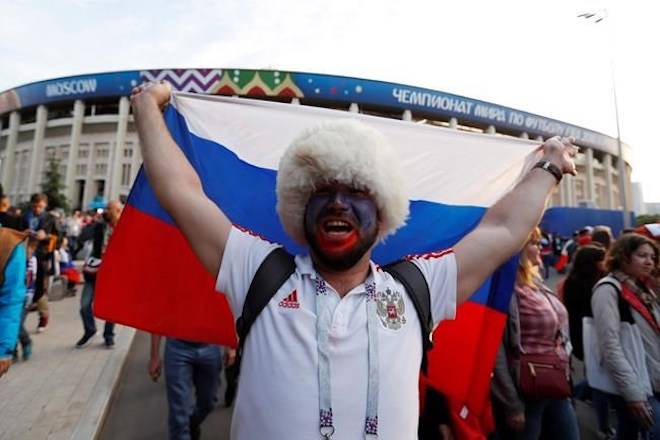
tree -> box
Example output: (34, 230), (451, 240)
(41, 157), (70, 211)
(636, 213), (660, 226)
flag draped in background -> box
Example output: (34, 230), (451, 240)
(96, 92), (539, 439)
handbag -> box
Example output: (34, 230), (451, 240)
(516, 289), (571, 400)
(518, 351), (571, 399)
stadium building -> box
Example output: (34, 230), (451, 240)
(0, 69), (632, 225)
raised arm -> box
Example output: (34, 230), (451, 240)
(454, 136), (577, 303)
(130, 82), (231, 276)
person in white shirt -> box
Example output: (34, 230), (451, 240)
(130, 81), (578, 439)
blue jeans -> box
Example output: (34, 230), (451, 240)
(164, 339), (222, 440)
(17, 299), (31, 348)
(606, 392), (660, 440)
(496, 398), (579, 440)
(80, 279), (114, 341)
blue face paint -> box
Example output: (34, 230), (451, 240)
(304, 184), (379, 270)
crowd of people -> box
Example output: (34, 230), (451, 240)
(490, 223), (660, 440)
(0, 187), (236, 440)
(0, 190), (119, 362)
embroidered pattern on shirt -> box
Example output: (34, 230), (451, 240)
(404, 248), (453, 261)
(278, 289), (300, 309)
(315, 278), (328, 296)
(375, 288), (407, 330)
(365, 415), (379, 435)
(365, 281), (377, 301)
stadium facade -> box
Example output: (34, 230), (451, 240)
(0, 69), (632, 213)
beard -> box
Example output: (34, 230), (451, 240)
(305, 224), (378, 271)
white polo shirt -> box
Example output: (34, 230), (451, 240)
(217, 227), (457, 440)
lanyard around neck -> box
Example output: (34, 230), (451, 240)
(314, 276), (380, 439)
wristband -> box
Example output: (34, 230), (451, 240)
(533, 161), (562, 184)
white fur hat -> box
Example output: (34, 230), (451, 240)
(276, 119), (409, 244)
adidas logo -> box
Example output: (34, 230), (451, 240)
(278, 290), (300, 309)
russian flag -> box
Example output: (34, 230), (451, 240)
(95, 92), (539, 438)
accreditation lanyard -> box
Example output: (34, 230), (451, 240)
(314, 277), (380, 440)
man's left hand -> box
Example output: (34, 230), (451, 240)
(540, 136), (579, 176)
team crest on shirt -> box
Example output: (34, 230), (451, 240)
(375, 288), (406, 330)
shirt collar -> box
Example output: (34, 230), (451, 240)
(296, 254), (382, 296)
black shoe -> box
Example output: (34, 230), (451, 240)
(76, 331), (96, 348)
(189, 419), (201, 440)
(104, 339), (115, 349)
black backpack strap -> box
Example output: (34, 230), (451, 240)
(383, 260), (433, 373)
(236, 247), (296, 362)
(590, 275), (635, 324)
(596, 279), (635, 324)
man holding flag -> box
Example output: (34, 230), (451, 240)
(127, 80), (577, 440)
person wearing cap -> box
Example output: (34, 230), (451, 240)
(76, 200), (123, 349)
(130, 81), (578, 439)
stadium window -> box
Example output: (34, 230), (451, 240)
(76, 164), (87, 176)
(45, 146), (56, 159)
(94, 163), (107, 175)
(20, 108), (36, 124)
(95, 102), (119, 115)
(78, 149), (89, 159)
(95, 143), (110, 158)
(121, 163), (132, 186)
(48, 105), (72, 120)
(575, 180), (585, 200)
(123, 148), (133, 158)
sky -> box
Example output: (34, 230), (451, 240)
(1, 0), (658, 202)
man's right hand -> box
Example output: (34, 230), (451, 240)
(505, 412), (525, 432)
(626, 401), (654, 430)
(0, 357), (12, 378)
(131, 81), (172, 112)
(148, 356), (162, 382)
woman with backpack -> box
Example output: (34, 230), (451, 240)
(590, 233), (660, 439)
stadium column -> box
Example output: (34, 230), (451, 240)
(485, 125), (496, 134)
(108, 96), (129, 200)
(2, 111), (21, 195)
(448, 118), (458, 129)
(560, 174), (576, 207)
(26, 105), (47, 196)
(585, 147), (595, 203)
(603, 153), (614, 209)
(559, 175), (567, 206)
(65, 100), (85, 204)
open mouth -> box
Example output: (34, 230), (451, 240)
(315, 218), (359, 254)
(322, 220), (354, 236)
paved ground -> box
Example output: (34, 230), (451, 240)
(97, 331), (232, 440)
(0, 290), (134, 440)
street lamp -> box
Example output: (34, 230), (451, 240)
(578, 9), (630, 228)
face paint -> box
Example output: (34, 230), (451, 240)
(304, 185), (379, 271)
